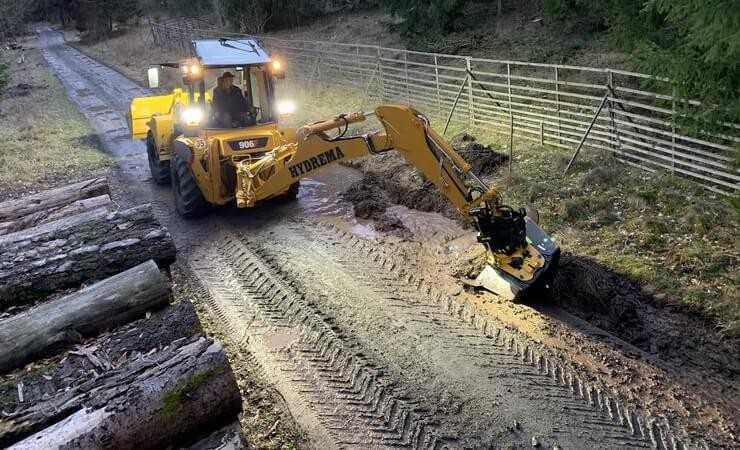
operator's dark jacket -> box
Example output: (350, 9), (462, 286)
(212, 85), (249, 125)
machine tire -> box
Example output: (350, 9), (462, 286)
(285, 181), (300, 200)
(147, 133), (170, 185)
(171, 144), (209, 218)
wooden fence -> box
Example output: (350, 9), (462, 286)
(149, 20), (739, 194)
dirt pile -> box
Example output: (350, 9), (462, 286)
(449, 132), (509, 175)
(342, 133), (509, 227)
(453, 247), (649, 343)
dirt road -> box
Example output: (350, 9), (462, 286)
(36, 28), (734, 449)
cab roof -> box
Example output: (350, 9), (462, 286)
(190, 38), (271, 68)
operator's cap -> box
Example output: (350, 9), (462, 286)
(222, 71), (235, 78)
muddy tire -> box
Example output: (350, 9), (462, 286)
(147, 133), (170, 185)
(171, 143), (208, 218)
(285, 182), (300, 200)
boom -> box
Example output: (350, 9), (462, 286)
(236, 104), (560, 301)
(236, 105), (493, 214)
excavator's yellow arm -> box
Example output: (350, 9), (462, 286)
(236, 104), (559, 301)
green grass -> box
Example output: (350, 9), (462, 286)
(0, 42), (111, 196)
(283, 80), (739, 337)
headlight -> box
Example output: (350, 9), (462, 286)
(276, 100), (296, 116)
(182, 107), (203, 126)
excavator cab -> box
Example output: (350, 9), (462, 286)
(129, 38), (299, 214)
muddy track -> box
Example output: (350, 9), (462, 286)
(34, 27), (728, 449)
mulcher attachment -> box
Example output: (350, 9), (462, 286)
(469, 206), (560, 302)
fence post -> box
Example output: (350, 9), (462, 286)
(403, 50), (410, 105)
(554, 66), (561, 144)
(606, 70), (622, 155)
(377, 46), (386, 102)
(466, 57), (475, 127)
(507, 63), (513, 178)
(540, 121), (544, 146)
(671, 86), (677, 174)
(355, 46), (361, 87)
(434, 55), (441, 117)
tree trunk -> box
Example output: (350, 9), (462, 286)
(2, 337), (242, 449)
(0, 194), (112, 236)
(184, 422), (246, 450)
(0, 260), (170, 373)
(0, 204), (176, 309)
(0, 177), (108, 222)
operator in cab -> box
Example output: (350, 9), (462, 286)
(212, 71), (254, 128)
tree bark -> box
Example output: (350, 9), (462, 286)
(2, 337), (242, 449)
(0, 177), (108, 222)
(185, 422), (246, 450)
(0, 204), (176, 308)
(0, 194), (112, 236)
(0, 260), (171, 373)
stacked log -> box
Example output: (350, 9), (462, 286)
(0, 203), (177, 308)
(0, 194), (112, 235)
(0, 177), (108, 229)
(2, 337), (242, 449)
(0, 260), (171, 372)
(0, 178), (244, 449)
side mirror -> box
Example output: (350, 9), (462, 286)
(147, 67), (160, 89)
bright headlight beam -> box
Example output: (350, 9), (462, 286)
(182, 107), (203, 126)
(276, 100), (296, 115)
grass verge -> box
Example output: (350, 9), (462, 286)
(0, 36), (111, 200)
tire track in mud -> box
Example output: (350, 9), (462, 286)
(228, 221), (701, 449)
(188, 231), (445, 449)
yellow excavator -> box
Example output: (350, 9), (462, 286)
(129, 38), (559, 301)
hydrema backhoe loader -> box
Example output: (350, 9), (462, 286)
(233, 105), (559, 301)
(128, 38), (558, 301)
(129, 38), (298, 217)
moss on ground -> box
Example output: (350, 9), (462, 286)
(0, 38), (111, 198)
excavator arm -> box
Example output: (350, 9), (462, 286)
(236, 105), (559, 301)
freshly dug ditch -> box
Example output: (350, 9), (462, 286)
(345, 132), (740, 417)
(342, 132), (509, 229)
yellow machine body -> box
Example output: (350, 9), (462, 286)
(128, 38), (558, 301)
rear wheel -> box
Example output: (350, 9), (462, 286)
(147, 133), (170, 185)
(171, 144), (208, 218)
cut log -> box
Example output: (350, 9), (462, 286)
(185, 422), (246, 450)
(0, 204), (176, 308)
(3, 336), (242, 449)
(0, 177), (108, 222)
(0, 194), (112, 236)
(0, 260), (171, 373)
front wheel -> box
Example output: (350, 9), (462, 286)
(171, 144), (209, 218)
(285, 181), (300, 200)
(147, 133), (170, 185)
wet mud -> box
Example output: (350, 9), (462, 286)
(342, 133), (509, 228)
